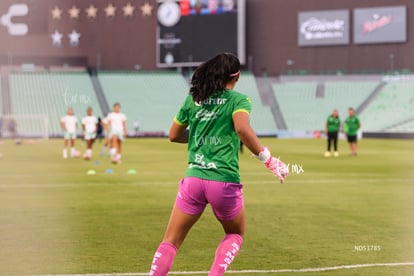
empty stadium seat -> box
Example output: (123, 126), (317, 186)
(9, 71), (103, 137)
(98, 71), (189, 133)
(235, 72), (276, 133)
(360, 81), (414, 132)
(273, 81), (379, 131)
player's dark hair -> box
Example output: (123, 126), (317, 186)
(190, 53), (240, 103)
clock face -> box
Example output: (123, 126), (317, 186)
(157, 1), (181, 27)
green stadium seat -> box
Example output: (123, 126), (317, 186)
(99, 71), (276, 135)
(273, 81), (378, 131)
(359, 81), (414, 132)
(235, 72), (276, 133)
(98, 71), (189, 134)
(9, 72), (103, 137)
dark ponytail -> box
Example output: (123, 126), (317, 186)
(190, 53), (240, 103)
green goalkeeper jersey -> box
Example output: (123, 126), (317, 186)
(174, 90), (252, 183)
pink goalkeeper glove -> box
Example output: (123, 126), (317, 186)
(257, 147), (288, 183)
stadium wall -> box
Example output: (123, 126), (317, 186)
(247, 0), (414, 76)
(0, 0), (413, 75)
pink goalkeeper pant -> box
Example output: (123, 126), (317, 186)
(176, 177), (244, 221)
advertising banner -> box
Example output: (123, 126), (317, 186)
(298, 10), (349, 46)
(353, 5), (407, 44)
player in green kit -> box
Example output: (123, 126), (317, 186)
(344, 107), (361, 156)
(325, 109), (340, 157)
(149, 53), (288, 276)
(175, 89), (251, 183)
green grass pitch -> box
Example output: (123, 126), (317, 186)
(0, 137), (413, 276)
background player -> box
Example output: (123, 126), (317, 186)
(81, 107), (98, 160)
(60, 107), (79, 158)
(344, 107), (361, 156)
(325, 109), (340, 157)
(106, 103), (127, 163)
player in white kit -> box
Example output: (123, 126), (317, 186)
(81, 107), (98, 160)
(106, 103), (127, 163)
(60, 107), (79, 158)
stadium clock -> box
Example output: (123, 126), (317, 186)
(157, 1), (181, 27)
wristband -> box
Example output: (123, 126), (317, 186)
(257, 147), (271, 163)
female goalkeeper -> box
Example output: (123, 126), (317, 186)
(149, 53), (288, 276)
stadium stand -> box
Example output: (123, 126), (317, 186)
(386, 120), (414, 132)
(9, 71), (103, 137)
(4, 70), (413, 137)
(273, 80), (380, 131)
(273, 82), (320, 131)
(359, 80), (414, 132)
(235, 72), (277, 134)
(98, 71), (189, 134)
(99, 71), (275, 135)
(324, 81), (379, 119)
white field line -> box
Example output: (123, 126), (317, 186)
(33, 262), (414, 276)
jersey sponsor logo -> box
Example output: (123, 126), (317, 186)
(198, 98), (228, 105)
(195, 109), (218, 121)
(189, 153), (217, 170)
